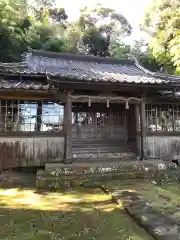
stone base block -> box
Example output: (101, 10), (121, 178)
(36, 162), (174, 190)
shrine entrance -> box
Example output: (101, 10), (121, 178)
(72, 103), (126, 140)
(71, 101), (136, 159)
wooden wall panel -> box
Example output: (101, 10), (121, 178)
(144, 136), (180, 160)
(0, 136), (64, 169)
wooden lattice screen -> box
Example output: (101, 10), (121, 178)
(0, 100), (64, 132)
(72, 103), (126, 139)
(146, 104), (180, 132)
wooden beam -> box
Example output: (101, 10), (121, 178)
(52, 78), (176, 90)
(52, 92), (66, 101)
(0, 91), (56, 100)
(64, 90), (72, 161)
(135, 104), (140, 157)
(146, 131), (180, 137)
(146, 98), (180, 104)
(140, 98), (146, 160)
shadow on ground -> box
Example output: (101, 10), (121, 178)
(0, 172), (154, 240)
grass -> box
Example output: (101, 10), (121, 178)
(0, 186), (154, 240)
(105, 179), (180, 221)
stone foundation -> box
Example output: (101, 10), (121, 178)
(36, 161), (175, 190)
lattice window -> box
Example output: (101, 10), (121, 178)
(72, 103), (125, 126)
(0, 100), (64, 132)
(146, 104), (180, 132)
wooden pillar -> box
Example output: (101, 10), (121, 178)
(36, 100), (42, 132)
(124, 108), (128, 143)
(140, 99), (146, 160)
(135, 104), (140, 157)
(64, 91), (72, 161)
(0, 100), (4, 131)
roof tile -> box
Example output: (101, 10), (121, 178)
(0, 49), (179, 90)
(25, 51), (172, 84)
(0, 79), (49, 90)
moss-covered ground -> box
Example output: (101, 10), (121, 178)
(0, 184), (154, 240)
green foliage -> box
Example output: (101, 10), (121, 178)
(109, 41), (131, 58)
(141, 0), (180, 74)
(0, 0), (70, 61)
(77, 4), (132, 56)
(0, 1), (134, 61)
(49, 8), (68, 24)
(0, 0), (28, 62)
(132, 39), (161, 72)
(0, 0), (159, 69)
(42, 37), (67, 52)
(110, 39), (160, 72)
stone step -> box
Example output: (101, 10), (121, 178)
(38, 161), (169, 190)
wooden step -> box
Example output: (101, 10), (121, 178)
(72, 152), (136, 159)
(72, 147), (133, 153)
(72, 139), (126, 144)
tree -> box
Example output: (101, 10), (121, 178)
(49, 8), (68, 24)
(36, 7), (68, 26)
(62, 22), (82, 53)
(131, 39), (160, 72)
(0, 0), (30, 62)
(0, 0), (70, 61)
(109, 40), (131, 58)
(27, 6), (69, 51)
(109, 38), (160, 72)
(28, 0), (55, 15)
(76, 4), (132, 56)
(141, 0), (180, 74)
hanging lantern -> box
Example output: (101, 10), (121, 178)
(88, 98), (91, 107)
(106, 99), (110, 108)
(125, 100), (129, 109)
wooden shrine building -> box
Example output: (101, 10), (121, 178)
(0, 49), (180, 170)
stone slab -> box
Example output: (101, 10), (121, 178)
(112, 190), (179, 240)
(36, 161), (177, 190)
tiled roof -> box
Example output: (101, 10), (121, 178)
(0, 62), (50, 90)
(0, 79), (49, 90)
(24, 50), (180, 84)
(0, 49), (180, 90)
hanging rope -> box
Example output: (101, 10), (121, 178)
(106, 99), (110, 108)
(88, 98), (91, 107)
(70, 94), (142, 109)
(125, 100), (129, 109)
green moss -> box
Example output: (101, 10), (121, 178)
(103, 179), (180, 222)
(0, 187), (153, 240)
(36, 164), (168, 190)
